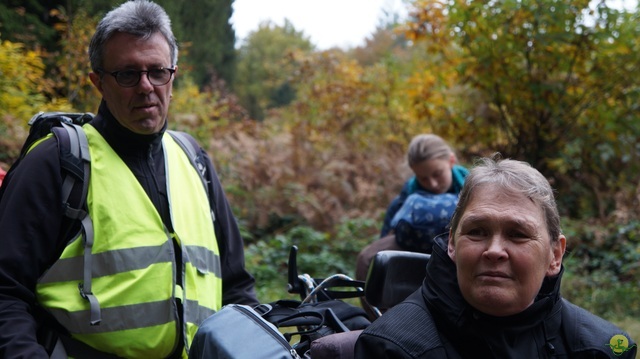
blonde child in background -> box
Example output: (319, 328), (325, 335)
(379, 134), (468, 238)
(355, 134), (468, 318)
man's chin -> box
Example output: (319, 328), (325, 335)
(131, 118), (164, 135)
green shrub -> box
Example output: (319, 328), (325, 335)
(561, 220), (640, 322)
(245, 217), (377, 303)
(562, 260), (640, 320)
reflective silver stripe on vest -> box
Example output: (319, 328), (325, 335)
(47, 300), (174, 334)
(40, 242), (222, 284)
(184, 299), (217, 325)
(40, 242), (173, 283)
(184, 245), (221, 276)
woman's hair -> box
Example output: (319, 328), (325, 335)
(407, 134), (454, 167)
(449, 154), (562, 242)
(89, 0), (178, 71)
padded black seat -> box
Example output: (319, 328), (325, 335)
(309, 250), (431, 359)
(364, 250), (430, 310)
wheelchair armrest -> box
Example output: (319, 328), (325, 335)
(364, 250), (430, 310)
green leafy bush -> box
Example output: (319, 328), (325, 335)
(561, 220), (640, 320)
(245, 218), (377, 303)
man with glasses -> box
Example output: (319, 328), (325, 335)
(0, 1), (258, 358)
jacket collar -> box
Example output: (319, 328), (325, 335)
(423, 236), (564, 345)
(89, 100), (166, 155)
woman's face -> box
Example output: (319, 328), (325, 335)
(448, 184), (565, 317)
(411, 154), (455, 194)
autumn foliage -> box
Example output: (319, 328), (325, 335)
(0, 2), (638, 310)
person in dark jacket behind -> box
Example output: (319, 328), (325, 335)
(355, 155), (637, 359)
(0, 1), (257, 358)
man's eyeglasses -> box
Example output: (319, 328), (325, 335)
(97, 67), (176, 88)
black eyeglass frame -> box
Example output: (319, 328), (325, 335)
(97, 67), (176, 88)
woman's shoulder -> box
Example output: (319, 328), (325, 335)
(561, 299), (637, 358)
(356, 291), (444, 358)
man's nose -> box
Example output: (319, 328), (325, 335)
(136, 73), (155, 93)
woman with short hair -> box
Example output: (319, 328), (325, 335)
(355, 156), (637, 358)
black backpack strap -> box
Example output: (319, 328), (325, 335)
(52, 123), (101, 327)
(54, 123), (91, 221)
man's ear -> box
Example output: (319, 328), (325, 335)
(89, 72), (103, 94)
(547, 235), (566, 276)
(447, 231), (456, 261)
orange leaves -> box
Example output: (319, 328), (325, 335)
(0, 39), (72, 162)
(402, 0), (450, 46)
(49, 8), (99, 111)
(401, 0), (640, 221)
(0, 41), (51, 120)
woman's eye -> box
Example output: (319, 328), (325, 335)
(508, 231), (530, 241)
(466, 228), (486, 237)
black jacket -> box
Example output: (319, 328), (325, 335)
(355, 236), (637, 358)
(0, 102), (258, 358)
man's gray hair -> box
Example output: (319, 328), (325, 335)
(449, 154), (562, 242)
(89, 0), (178, 71)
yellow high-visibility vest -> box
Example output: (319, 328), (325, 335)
(36, 124), (222, 358)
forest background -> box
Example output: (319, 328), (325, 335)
(1, 0), (639, 342)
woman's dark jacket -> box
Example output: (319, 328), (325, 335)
(0, 102), (258, 358)
(355, 236), (637, 358)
